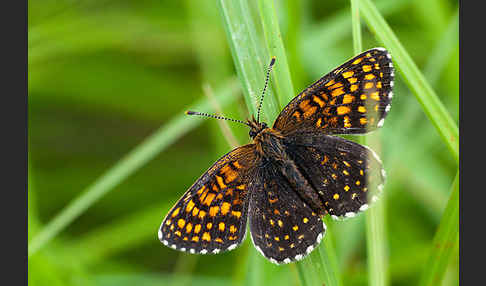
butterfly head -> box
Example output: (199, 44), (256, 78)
(248, 116), (268, 139)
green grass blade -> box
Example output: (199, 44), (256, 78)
(257, 0), (296, 104)
(216, 2), (275, 285)
(418, 171), (459, 286)
(359, 0), (459, 164)
(218, 1), (340, 285)
(351, 1), (388, 285)
(28, 80), (240, 257)
(217, 0), (280, 122)
(351, 0), (363, 55)
(366, 192), (388, 286)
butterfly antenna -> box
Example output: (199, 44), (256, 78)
(256, 56), (276, 123)
(185, 111), (250, 127)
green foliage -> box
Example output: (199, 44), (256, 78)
(28, 0), (459, 285)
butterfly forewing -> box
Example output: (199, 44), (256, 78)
(249, 165), (325, 264)
(159, 144), (260, 254)
(284, 132), (385, 218)
(273, 48), (394, 135)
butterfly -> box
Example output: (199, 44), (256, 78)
(158, 48), (394, 264)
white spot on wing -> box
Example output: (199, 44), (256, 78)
(200, 249), (207, 254)
(377, 118), (385, 127)
(360, 204), (369, 211)
(228, 243), (238, 251)
(345, 212), (356, 218)
(306, 245), (314, 254)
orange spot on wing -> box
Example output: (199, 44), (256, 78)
(331, 87), (345, 97)
(342, 71), (354, 78)
(364, 82), (374, 89)
(365, 73), (375, 80)
(342, 94), (354, 104)
(216, 175), (227, 189)
(329, 82), (343, 90)
(198, 210), (206, 219)
(186, 200), (195, 212)
(171, 207), (180, 218)
(337, 106), (351, 115)
(370, 92), (380, 101)
(209, 206), (220, 217)
(232, 210), (242, 218)
(196, 186), (206, 195)
(221, 202), (231, 215)
(313, 96), (325, 107)
(202, 232), (211, 241)
(362, 65), (372, 72)
(203, 193), (216, 206)
(303, 106), (317, 118)
(325, 79), (335, 87)
(344, 116), (351, 128)
(186, 223), (193, 233)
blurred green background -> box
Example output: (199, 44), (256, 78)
(28, 0), (459, 285)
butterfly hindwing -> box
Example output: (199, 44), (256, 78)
(159, 144), (260, 254)
(248, 164), (325, 264)
(284, 132), (385, 219)
(273, 48), (394, 135)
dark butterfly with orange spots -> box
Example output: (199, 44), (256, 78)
(159, 48), (394, 264)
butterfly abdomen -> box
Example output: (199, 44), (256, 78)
(253, 128), (327, 215)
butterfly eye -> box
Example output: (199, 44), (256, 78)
(249, 130), (257, 138)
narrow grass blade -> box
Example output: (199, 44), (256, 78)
(359, 0), (459, 164)
(365, 194), (388, 286)
(350, 0), (363, 55)
(217, 2), (277, 285)
(418, 172), (459, 286)
(257, 0), (296, 104)
(217, 0), (280, 122)
(218, 1), (341, 285)
(28, 79), (240, 256)
(351, 2), (388, 285)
